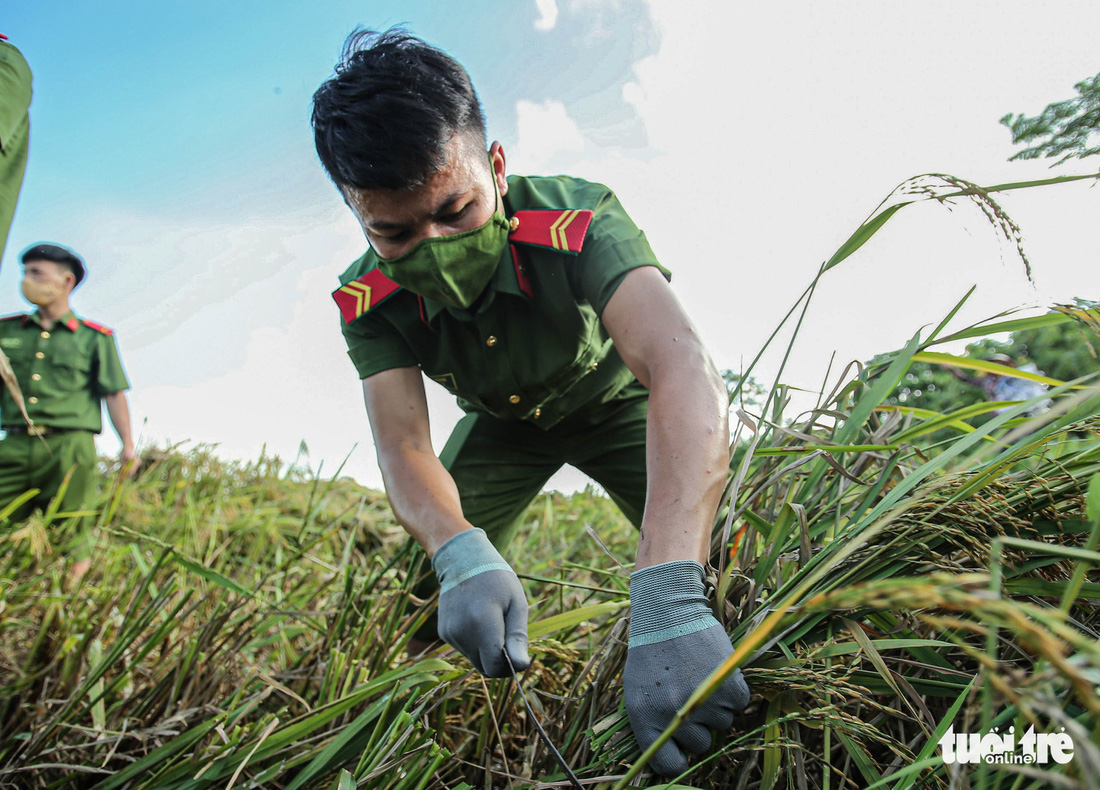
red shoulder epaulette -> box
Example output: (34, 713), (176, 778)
(333, 268), (402, 324)
(80, 319), (114, 335)
(508, 209), (593, 254)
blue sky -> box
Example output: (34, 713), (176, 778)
(6, 1), (654, 215)
(3, 1), (1098, 489)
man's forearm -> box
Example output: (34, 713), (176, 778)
(378, 443), (474, 557)
(635, 353), (728, 570)
(104, 391), (134, 448)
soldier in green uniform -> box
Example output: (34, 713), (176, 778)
(0, 243), (139, 580)
(0, 34), (34, 431)
(0, 33), (32, 263)
(313, 30), (749, 776)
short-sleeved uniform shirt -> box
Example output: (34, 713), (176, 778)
(0, 311), (130, 432)
(337, 174), (669, 429)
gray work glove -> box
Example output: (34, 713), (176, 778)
(624, 560), (751, 777)
(431, 528), (530, 678)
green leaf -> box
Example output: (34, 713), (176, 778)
(0, 487), (39, 520)
(924, 286), (976, 343)
(283, 695), (408, 790)
(809, 638), (956, 659)
(836, 331), (923, 445)
(934, 307), (1099, 344)
(760, 694), (785, 790)
(822, 202), (913, 272)
(752, 444), (898, 457)
(911, 351), (1068, 387)
(835, 730), (883, 786)
(171, 551), (253, 596)
(1088, 473), (1100, 525)
(528, 600), (627, 638)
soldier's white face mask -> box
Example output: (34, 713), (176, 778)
(20, 272), (65, 307)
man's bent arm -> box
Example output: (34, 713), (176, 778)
(602, 266), (749, 777)
(600, 266), (729, 569)
(361, 366), (473, 556)
(362, 366), (530, 676)
(104, 390), (140, 474)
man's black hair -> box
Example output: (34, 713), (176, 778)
(20, 242), (86, 286)
(312, 28), (487, 191)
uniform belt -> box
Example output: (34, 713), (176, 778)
(2, 425), (83, 437)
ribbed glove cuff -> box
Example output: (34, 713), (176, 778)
(431, 528), (512, 593)
(628, 560), (716, 648)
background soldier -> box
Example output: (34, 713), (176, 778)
(313, 30), (749, 776)
(0, 243), (139, 581)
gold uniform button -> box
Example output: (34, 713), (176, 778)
(35, 352), (45, 360)
(485, 335), (498, 347)
(31, 373), (41, 382)
(588, 362), (599, 371)
(28, 397), (38, 404)
(533, 407), (542, 418)
(41, 331), (50, 339)
(509, 394), (521, 404)
(509, 216), (520, 232)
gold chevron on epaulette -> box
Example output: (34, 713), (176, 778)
(507, 209), (593, 254)
(333, 269), (402, 324)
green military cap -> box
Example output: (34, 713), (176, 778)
(21, 242), (86, 287)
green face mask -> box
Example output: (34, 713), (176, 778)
(375, 210), (511, 310)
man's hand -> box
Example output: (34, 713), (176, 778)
(104, 391), (139, 477)
(624, 560), (750, 777)
(120, 444), (141, 477)
(432, 528), (530, 677)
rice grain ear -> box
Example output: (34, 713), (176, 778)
(0, 347), (32, 427)
(0, 347), (51, 453)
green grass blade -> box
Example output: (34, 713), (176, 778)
(822, 202), (913, 272)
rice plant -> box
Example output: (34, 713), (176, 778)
(0, 170), (1097, 789)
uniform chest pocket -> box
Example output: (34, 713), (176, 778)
(48, 353), (92, 392)
(0, 339), (31, 369)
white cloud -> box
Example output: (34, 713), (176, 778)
(123, 259), (366, 475)
(524, 0), (1100, 406)
(566, 0), (627, 42)
(534, 0), (558, 31)
(508, 99), (587, 174)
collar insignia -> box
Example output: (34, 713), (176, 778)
(79, 319), (113, 335)
(333, 269), (403, 324)
(507, 209), (593, 254)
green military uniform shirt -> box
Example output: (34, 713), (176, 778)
(0, 311), (130, 431)
(336, 174), (670, 427)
